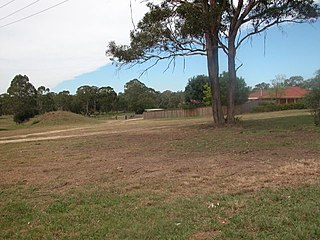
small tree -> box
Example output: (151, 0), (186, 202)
(7, 75), (38, 123)
(184, 75), (208, 107)
(201, 72), (249, 106)
(269, 75), (286, 104)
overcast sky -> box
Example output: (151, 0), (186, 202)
(0, 0), (147, 93)
(1, 0), (320, 94)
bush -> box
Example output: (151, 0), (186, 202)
(13, 110), (37, 124)
(252, 102), (306, 113)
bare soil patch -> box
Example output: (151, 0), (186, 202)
(0, 112), (319, 197)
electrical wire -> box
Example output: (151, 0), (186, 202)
(0, 0), (70, 29)
(0, 0), (41, 21)
(0, 0), (15, 9)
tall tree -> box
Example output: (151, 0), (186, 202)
(220, 0), (319, 123)
(107, 1), (227, 125)
(107, 0), (319, 125)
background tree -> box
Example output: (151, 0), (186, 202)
(269, 74), (286, 103)
(201, 72), (249, 106)
(37, 86), (56, 114)
(76, 85), (98, 115)
(115, 92), (128, 113)
(123, 79), (158, 114)
(158, 90), (184, 109)
(0, 93), (12, 115)
(54, 90), (73, 111)
(303, 70), (320, 89)
(184, 75), (208, 107)
(7, 74), (38, 123)
(97, 86), (117, 113)
(254, 82), (270, 90)
(284, 76), (305, 87)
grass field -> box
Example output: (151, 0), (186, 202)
(0, 110), (319, 239)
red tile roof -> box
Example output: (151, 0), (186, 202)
(249, 86), (309, 100)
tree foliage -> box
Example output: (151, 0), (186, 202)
(269, 74), (286, 103)
(284, 76), (304, 87)
(107, 0), (319, 125)
(254, 82), (270, 90)
(7, 75), (38, 123)
(158, 90), (184, 109)
(201, 72), (250, 106)
(123, 79), (159, 114)
(184, 75), (208, 106)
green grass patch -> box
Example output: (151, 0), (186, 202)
(0, 185), (319, 239)
(242, 114), (316, 132)
(173, 114), (320, 154)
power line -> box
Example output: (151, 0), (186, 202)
(0, 0), (15, 9)
(0, 0), (70, 29)
(0, 0), (42, 22)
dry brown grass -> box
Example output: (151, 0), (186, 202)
(0, 110), (319, 198)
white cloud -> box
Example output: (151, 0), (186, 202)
(0, 0), (147, 92)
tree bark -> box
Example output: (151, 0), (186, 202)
(205, 33), (224, 125)
(227, 39), (237, 124)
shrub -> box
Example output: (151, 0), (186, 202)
(13, 110), (37, 124)
(252, 102), (306, 113)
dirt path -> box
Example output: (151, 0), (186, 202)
(0, 110), (311, 144)
(0, 122), (178, 144)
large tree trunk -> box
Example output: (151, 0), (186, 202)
(205, 34), (224, 125)
(227, 40), (237, 124)
(201, 0), (224, 125)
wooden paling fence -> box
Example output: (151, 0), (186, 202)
(143, 101), (261, 120)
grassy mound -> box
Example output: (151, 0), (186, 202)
(31, 111), (96, 126)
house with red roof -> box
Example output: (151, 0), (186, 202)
(248, 86), (310, 104)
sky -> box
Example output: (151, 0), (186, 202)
(1, 0), (320, 94)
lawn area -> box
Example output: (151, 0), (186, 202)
(0, 110), (319, 239)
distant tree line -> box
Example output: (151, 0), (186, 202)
(1, 70), (319, 124)
(0, 75), (185, 123)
